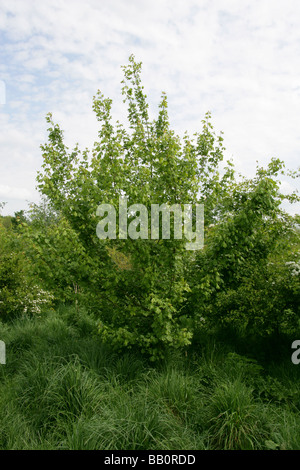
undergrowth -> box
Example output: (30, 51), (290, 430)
(0, 306), (300, 450)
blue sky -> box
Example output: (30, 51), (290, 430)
(0, 0), (299, 216)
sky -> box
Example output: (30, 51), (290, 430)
(0, 0), (299, 216)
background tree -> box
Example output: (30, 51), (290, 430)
(0, 214), (53, 319)
(185, 159), (300, 336)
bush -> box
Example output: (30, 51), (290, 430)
(0, 225), (53, 319)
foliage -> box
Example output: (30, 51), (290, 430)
(185, 162), (300, 336)
(1, 56), (300, 450)
(36, 55), (236, 359)
(0, 224), (53, 318)
(2, 56), (299, 357)
(38, 56), (299, 352)
(20, 201), (99, 308)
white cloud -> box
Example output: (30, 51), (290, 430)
(0, 81), (5, 104)
(0, 0), (299, 216)
(0, 184), (33, 200)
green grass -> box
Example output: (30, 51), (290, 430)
(0, 306), (300, 450)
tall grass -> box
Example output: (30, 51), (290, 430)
(0, 306), (300, 450)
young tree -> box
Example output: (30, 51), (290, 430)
(38, 55), (299, 356)
(37, 55), (233, 359)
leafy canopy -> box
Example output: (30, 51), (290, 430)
(37, 55), (299, 358)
